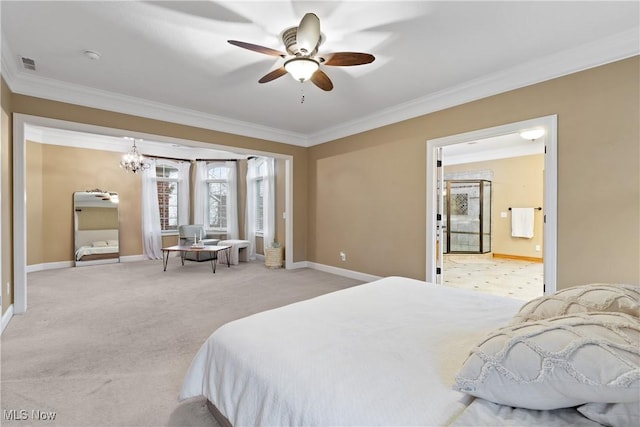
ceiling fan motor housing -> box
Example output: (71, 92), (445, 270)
(282, 27), (322, 56)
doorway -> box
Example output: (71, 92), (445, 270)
(426, 115), (557, 297)
(12, 114), (295, 315)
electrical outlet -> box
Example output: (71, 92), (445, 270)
(339, 251), (346, 262)
(6, 282), (10, 295)
(535, 245), (541, 252)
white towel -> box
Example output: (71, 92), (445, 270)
(511, 208), (534, 238)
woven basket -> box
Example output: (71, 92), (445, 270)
(265, 247), (283, 268)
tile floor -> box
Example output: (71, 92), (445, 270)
(443, 255), (543, 301)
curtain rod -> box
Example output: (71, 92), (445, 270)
(144, 154), (239, 162)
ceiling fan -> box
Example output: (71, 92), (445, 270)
(228, 13), (375, 91)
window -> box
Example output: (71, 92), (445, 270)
(254, 160), (266, 233)
(206, 164), (229, 230)
(156, 163), (179, 231)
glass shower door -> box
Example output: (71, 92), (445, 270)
(444, 180), (491, 253)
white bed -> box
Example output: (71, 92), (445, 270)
(74, 229), (119, 262)
(74, 244), (119, 261)
(179, 276), (630, 426)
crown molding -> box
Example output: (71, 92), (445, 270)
(307, 28), (639, 145)
(3, 28), (638, 148)
(1, 40), (309, 147)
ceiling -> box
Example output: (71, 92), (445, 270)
(2, 1), (639, 147)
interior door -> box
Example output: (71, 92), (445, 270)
(435, 147), (444, 285)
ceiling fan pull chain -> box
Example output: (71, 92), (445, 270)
(300, 85), (305, 104)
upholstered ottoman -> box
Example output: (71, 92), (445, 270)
(217, 240), (250, 265)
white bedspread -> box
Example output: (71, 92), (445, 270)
(181, 276), (542, 425)
(75, 245), (118, 260)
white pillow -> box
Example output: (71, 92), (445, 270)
(577, 401), (640, 427)
(92, 241), (108, 247)
(454, 312), (640, 410)
(511, 284), (640, 324)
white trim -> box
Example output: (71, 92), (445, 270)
(24, 255), (156, 273)
(289, 261), (310, 270)
(284, 159), (293, 269)
(26, 261), (74, 273)
(305, 262), (381, 283)
(426, 115), (558, 295)
(308, 29), (637, 146)
(13, 115), (27, 314)
(1, 304), (14, 334)
(120, 255), (148, 263)
(3, 28), (637, 147)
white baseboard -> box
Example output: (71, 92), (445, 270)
(26, 260), (74, 273)
(2, 304), (14, 334)
(289, 261), (310, 269)
(120, 255), (147, 263)
(304, 262), (381, 283)
(27, 255), (148, 273)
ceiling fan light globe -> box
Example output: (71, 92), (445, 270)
(284, 57), (319, 82)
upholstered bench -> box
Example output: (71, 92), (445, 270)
(217, 240), (250, 265)
(178, 225), (220, 262)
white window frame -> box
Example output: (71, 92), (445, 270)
(205, 162), (230, 232)
(155, 162), (180, 234)
(253, 159), (266, 236)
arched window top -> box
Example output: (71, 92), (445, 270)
(207, 164), (227, 180)
(156, 161), (179, 179)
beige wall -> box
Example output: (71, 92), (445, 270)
(445, 154), (544, 259)
(76, 207), (118, 231)
(26, 142), (142, 264)
(25, 143), (287, 265)
(2, 56), (639, 317)
(309, 57), (639, 287)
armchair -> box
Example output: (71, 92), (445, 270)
(178, 225), (220, 262)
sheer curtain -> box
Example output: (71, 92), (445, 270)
(245, 158), (258, 259)
(177, 161), (190, 226)
(141, 158), (162, 259)
(225, 161), (239, 239)
(193, 161), (208, 226)
(263, 157), (276, 248)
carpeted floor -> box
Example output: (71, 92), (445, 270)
(1, 260), (363, 426)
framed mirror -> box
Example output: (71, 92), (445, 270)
(74, 190), (120, 266)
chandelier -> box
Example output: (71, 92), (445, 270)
(120, 138), (150, 173)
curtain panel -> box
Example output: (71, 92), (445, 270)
(226, 161), (239, 239)
(193, 161), (208, 226)
(141, 158), (162, 259)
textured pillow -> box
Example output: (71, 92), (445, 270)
(92, 240), (108, 247)
(577, 401), (640, 427)
(511, 284), (640, 324)
(454, 312), (640, 410)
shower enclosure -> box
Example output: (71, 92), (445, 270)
(443, 180), (491, 254)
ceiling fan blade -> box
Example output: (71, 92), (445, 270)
(296, 13), (320, 55)
(259, 67), (288, 83)
(323, 52), (375, 66)
(310, 69), (333, 91)
(228, 40), (286, 58)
